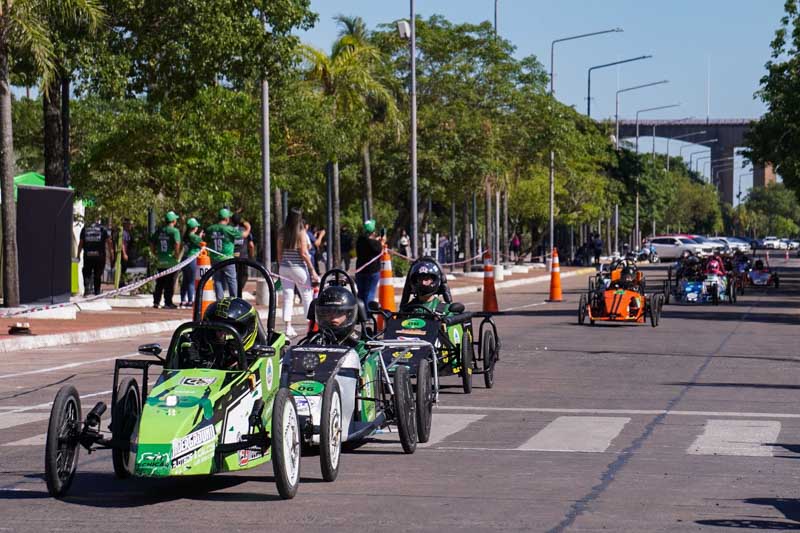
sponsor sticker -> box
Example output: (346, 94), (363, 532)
(452, 328), (461, 344)
(401, 318), (426, 329)
(238, 448), (263, 466)
(396, 329), (426, 336)
(266, 358), (274, 390)
(294, 397), (310, 416)
(289, 380), (324, 396)
(180, 377), (216, 386)
(391, 351), (414, 359)
(172, 425), (216, 457)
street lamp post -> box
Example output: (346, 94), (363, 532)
(666, 130), (707, 171)
(587, 55), (652, 117)
(702, 156), (735, 181)
(549, 27), (622, 267)
(681, 139), (717, 168)
(614, 80), (668, 149)
(410, 0), (418, 257)
(652, 117), (691, 168)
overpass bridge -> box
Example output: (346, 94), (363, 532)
(617, 119), (773, 204)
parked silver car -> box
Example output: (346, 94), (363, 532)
(649, 236), (711, 260)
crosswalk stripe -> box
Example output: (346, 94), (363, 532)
(0, 413), (49, 431)
(687, 419), (780, 457)
(420, 414), (485, 448)
(2, 434), (45, 447)
(517, 416), (630, 452)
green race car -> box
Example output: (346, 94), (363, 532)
(44, 258), (302, 499)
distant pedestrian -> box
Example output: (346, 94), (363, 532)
(206, 208), (250, 299)
(397, 229), (410, 257)
(180, 218), (203, 308)
(355, 219), (385, 304)
(120, 219), (134, 287)
(278, 208), (319, 337)
(231, 213), (255, 297)
(341, 227), (353, 270)
(510, 232), (521, 262)
(438, 233), (450, 264)
(78, 218), (112, 296)
(593, 233), (603, 265)
(150, 211), (181, 309)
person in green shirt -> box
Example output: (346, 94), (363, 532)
(206, 208), (251, 299)
(180, 217), (204, 308)
(149, 210), (182, 309)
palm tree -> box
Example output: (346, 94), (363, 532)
(0, 0), (103, 306)
(301, 20), (397, 266)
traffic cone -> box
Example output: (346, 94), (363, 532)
(547, 248), (563, 302)
(195, 244), (215, 319)
(378, 247), (397, 328)
(482, 252), (499, 313)
(785, 249), (790, 261)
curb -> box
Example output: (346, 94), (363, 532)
(0, 267), (597, 353)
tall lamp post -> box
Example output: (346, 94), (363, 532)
(398, 5), (418, 257)
(615, 80), (668, 149)
(549, 27), (622, 267)
(666, 130), (706, 171)
(587, 55), (652, 117)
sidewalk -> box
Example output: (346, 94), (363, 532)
(0, 265), (595, 353)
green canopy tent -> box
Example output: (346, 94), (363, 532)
(13, 172), (45, 200)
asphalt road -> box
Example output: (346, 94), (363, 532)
(0, 259), (799, 532)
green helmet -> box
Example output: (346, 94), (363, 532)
(203, 297), (258, 351)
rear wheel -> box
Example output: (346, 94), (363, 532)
(578, 294), (587, 325)
(460, 333), (473, 394)
(45, 386), (81, 497)
(415, 362), (433, 443)
(319, 380), (342, 482)
(112, 378), (141, 479)
(710, 284), (719, 305)
(272, 388), (301, 499)
(727, 279), (737, 304)
(393, 365), (417, 454)
(649, 294), (662, 327)
(481, 329), (496, 389)
(774, 275), (780, 289)
(588, 277), (596, 291)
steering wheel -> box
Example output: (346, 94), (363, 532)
(403, 304), (440, 318)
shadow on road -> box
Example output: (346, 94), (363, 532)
(696, 498), (800, 529)
(662, 382), (800, 390)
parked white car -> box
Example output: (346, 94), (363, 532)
(761, 236), (781, 249)
(649, 236), (711, 260)
(714, 236), (751, 253)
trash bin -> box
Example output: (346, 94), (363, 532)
(71, 258), (80, 295)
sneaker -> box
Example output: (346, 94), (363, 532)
(179, 301), (188, 308)
(285, 325), (298, 337)
(164, 303), (178, 310)
(153, 304), (160, 309)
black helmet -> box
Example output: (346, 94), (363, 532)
(203, 297), (258, 350)
(754, 259), (765, 270)
(621, 266), (636, 284)
(315, 285), (358, 341)
(408, 259), (442, 299)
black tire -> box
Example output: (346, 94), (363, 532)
(727, 279), (737, 304)
(578, 294), (587, 325)
(393, 365), (417, 454)
(649, 294), (661, 327)
(588, 277), (596, 291)
(272, 388), (301, 499)
(415, 362), (433, 443)
(664, 280), (671, 305)
(44, 385), (81, 497)
(710, 285), (719, 306)
(460, 331), (473, 394)
(481, 329), (496, 389)
(775, 275), (780, 289)
(112, 377), (141, 479)
(319, 379), (342, 482)
(738, 276), (745, 295)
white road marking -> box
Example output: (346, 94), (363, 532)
(2, 434), (45, 447)
(687, 419), (780, 457)
(420, 413), (485, 448)
(501, 301), (547, 312)
(517, 416), (630, 452)
(438, 405), (800, 419)
(0, 390), (112, 416)
(0, 353), (137, 380)
(0, 413), (50, 430)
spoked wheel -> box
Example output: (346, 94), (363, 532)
(112, 377), (141, 479)
(393, 365), (418, 454)
(578, 294), (587, 325)
(45, 385), (81, 497)
(272, 388), (301, 499)
(460, 331), (474, 394)
(415, 362), (433, 443)
(320, 379), (342, 482)
(481, 329), (497, 389)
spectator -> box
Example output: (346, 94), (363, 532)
(149, 211), (181, 309)
(120, 219), (134, 287)
(510, 232), (521, 262)
(341, 227), (353, 270)
(231, 213), (255, 297)
(206, 208), (250, 299)
(438, 233), (450, 264)
(593, 233), (603, 265)
(180, 218), (203, 308)
(278, 208), (319, 337)
(397, 229), (410, 257)
(355, 219), (385, 304)
(77, 218), (112, 296)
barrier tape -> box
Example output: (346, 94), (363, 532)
(0, 252), (201, 319)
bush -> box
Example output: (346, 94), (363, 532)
(392, 256), (410, 278)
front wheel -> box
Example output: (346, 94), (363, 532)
(112, 378), (141, 479)
(482, 329), (497, 389)
(578, 294), (587, 325)
(460, 333), (473, 394)
(393, 365), (418, 454)
(45, 385), (81, 497)
(272, 388), (301, 499)
(415, 362), (433, 443)
(710, 285), (719, 306)
(649, 294), (662, 327)
(319, 379), (342, 482)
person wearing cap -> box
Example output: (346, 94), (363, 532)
(355, 219), (385, 304)
(180, 217), (204, 308)
(149, 210), (182, 309)
(205, 208), (251, 299)
(231, 213), (255, 297)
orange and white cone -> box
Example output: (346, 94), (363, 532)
(482, 252), (499, 313)
(195, 244), (215, 318)
(547, 248), (563, 302)
(378, 247), (397, 328)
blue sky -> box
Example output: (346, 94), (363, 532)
(299, 1), (785, 203)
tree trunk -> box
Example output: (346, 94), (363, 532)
(43, 76), (63, 187)
(332, 161), (341, 268)
(362, 142), (373, 220)
(502, 189), (509, 264)
(61, 76), (71, 187)
(462, 197), (471, 273)
(0, 48), (20, 306)
(484, 182), (492, 258)
(273, 186), (283, 229)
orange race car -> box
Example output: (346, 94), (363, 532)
(578, 261), (664, 327)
